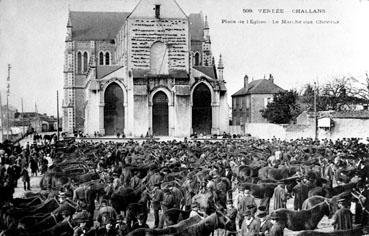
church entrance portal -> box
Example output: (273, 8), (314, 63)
(192, 83), (212, 135)
(104, 83), (124, 136)
(152, 91), (169, 136)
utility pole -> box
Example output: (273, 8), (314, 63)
(6, 64), (11, 140)
(21, 98), (25, 136)
(0, 92), (3, 142)
(57, 90), (60, 140)
(314, 81), (318, 140)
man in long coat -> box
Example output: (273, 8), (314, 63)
(159, 187), (175, 228)
(332, 199), (353, 231)
(20, 166), (30, 191)
(273, 183), (287, 210)
(293, 179), (309, 211)
(151, 183), (163, 228)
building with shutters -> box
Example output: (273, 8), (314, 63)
(63, 0), (229, 137)
(231, 74), (285, 125)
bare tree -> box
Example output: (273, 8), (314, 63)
(300, 76), (363, 111)
(350, 73), (369, 101)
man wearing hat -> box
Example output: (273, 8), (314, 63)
(129, 171), (141, 189)
(292, 178), (309, 211)
(96, 218), (118, 236)
(332, 198), (353, 231)
(148, 169), (162, 188)
(97, 199), (117, 227)
(159, 186), (175, 228)
(132, 213), (150, 230)
(240, 208), (260, 236)
(257, 206), (273, 236)
(20, 165), (30, 191)
(73, 210), (91, 236)
(182, 174), (196, 211)
(237, 187), (257, 229)
(269, 212), (285, 236)
(189, 201), (206, 218)
(115, 214), (128, 236)
(352, 181), (369, 229)
(226, 199), (237, 236)
(151, 183), (163, 228)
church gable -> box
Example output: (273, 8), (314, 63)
(129, 0), (187, 19)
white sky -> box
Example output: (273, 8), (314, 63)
(0, 0), (368, 115)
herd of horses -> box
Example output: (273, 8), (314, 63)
(0, 139), (368, 236)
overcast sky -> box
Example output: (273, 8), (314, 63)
(0, 0), (368, 116)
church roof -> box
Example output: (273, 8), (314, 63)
(232, 79), (285, 97)
(193, 66), (217, 80)
(69, 11), (130, 41)
(189, 13), (205, 41)
(97, 66), (123, 79)
(69, 11), (205, 42)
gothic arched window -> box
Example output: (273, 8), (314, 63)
(194, 52), (200, 66)
(105, 52), (110, 65)
(77, 51), (82, 74)
(99, 52), (104, 65)
(83, 52), (88, 72)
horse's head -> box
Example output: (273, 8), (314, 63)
(323, 199), (333, 218)
(192, 192), (214, 214)
(215, 210), (232, 230)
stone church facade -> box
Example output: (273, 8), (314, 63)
(63, 0), (229, 137)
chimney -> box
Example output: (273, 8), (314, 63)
(269, 74), (274, 83)
(244, 75), (249, 91)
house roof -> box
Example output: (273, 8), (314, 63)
(69, 11), (205, 42)
(232, 79), (285, 97)
(328, 111), (369, 119)
(97, 66), (123, 79)
(69, 11), (130, 41)
(193, 66), (217, 80)
(189, 13), (204, 41)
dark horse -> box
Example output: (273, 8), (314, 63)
(111, 184), (147, 215)
(239, 183), (277, 214)
(127, 215), (202, 236)
(295, 228), (363, 236)
(31, 218), (74, 236)
(272, 200), (331, 231)
(258, 166), (291, 181)
(28, 213), (63, 233)
(172, 211), (231, 236)
(302, 191), (351, 212)
(127, 211), (231, 236)
(158, 208), (190, 228)
(308, 182), (357, 198)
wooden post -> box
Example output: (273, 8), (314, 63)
(0, 91), (3, 142)
(57, 90), (60, 140)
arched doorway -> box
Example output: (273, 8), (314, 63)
(192, 83), (212, 135)
(104, 83), (124, 136)
(152, 91), (169, 136)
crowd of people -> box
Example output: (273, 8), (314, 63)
(0, 135), (368, 236)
